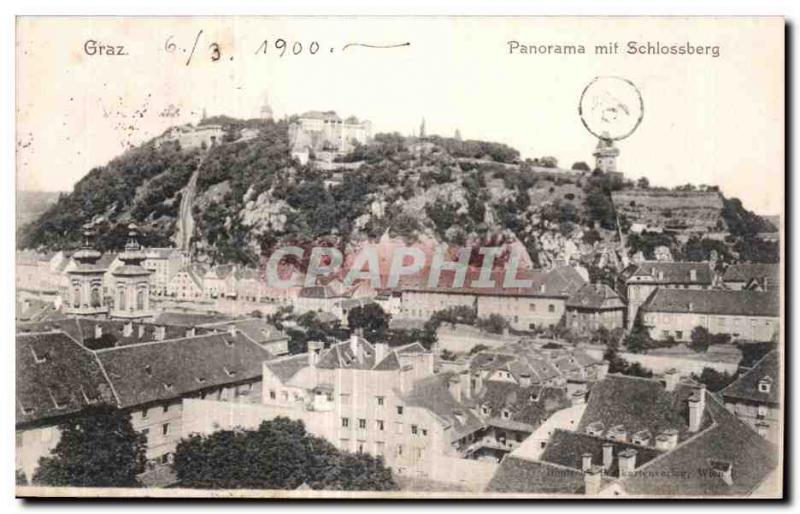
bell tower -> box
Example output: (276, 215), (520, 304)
(593, 132), (620, 173)
(65, 224), (109, 318)
(110, 224), (153, 320)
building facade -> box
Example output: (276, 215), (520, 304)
(721, 351), (781, 443)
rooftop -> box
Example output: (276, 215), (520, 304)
(641, 288), (779, 318)
(721, 350), (780, 406)
(625, 261), (714, 285)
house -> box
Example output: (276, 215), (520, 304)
(722, 263), (780, 292)
(143, 248), (184, 296)
(565, 283), (625, 335)
(15, 327), (273, 484)
(399, 266), (586, 331)
(486, 372), (779, 496)
(233, 267), (265, 302)
(622, 261), (714, 328)
(168, 264), (206, 299)
(294, 285), (347, 315)
(203, 264), (237, 299)
(721, 351), (781, 443)
(198, 318), (290, 356)
(639, 289), (780, 343)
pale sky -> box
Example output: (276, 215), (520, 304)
(16, 17), (784, 215)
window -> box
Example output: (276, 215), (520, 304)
(269, 390), (276, 400)
(397, 444), (404, 456)
(757, 405), (768, 419)
(376, 420), (385, 431)
(548, 304), (555, 313)
(163, 405), (169, 414)
(162, 423), (169, 435)
(422, 428), (428, 437)
(759, 379), (772, 393)
(411, 425), (418, 435)
(341, 417), (350, 428)
(141, 428), (150, 437)
(502, 410), (511, 419)
(481, 405), (489, 415)
(376, 396), (385, 406)
(529, 304), (536, 312)
(358, 418), (367, 430)
(281, 391), (289, 401)
(397, 406), (404, 415)
(675, 331), (683, 340)
(375, 441), (385, 456)
(357, 441), (365, 454)
(142, 408), (149, 419)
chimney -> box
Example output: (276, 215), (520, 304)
(688, 302), (694, 312)
(94, 325), (103, 339)
(519, 373), (531, 388)
(374, 342), (388, 364)
(350, 333), (360, 362)
(185, 326), (196, 338)
(688, 385), (706, 432)
(228, 326), (238, 337)
(602, 442), (614, 471)
(138, 324), (145, 338)
(459, 370), (471, 400)
(123, 321), (133, 337)
(473, 372), (484, 394)
(663, 368), (679, 392)
(618, 449), (637, 477)
(155, 325), (166, 341)
(690, 269), (697, 281)
(307, 341), (323, 366)
(583, 466), (603, 496)
(581, 452), (592, 472)
(597, 360), (609, 381)
(655, 429), (679, 450)
(448, 376), (462, 403)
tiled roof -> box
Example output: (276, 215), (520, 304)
(626, 261), (714, 285)
(486, 457), (586, 494)
(299, 285), (342, 299)
(402, 373), (484, 441)
(18, 319), (216, 348)
(721, 350), (780, 405)
(16, 332), (117, 425)
(315, 337), (377, 370)
(95, 333), (272, 408)
(265, 354), (309, 383)
(641, 288), (779, 318)
(152, 311), (234, 326)
(566, 283), (625, 310)
(400, 266), (585, 299)
(474, 381), (571, 427)
(199, 318), (288, 344)
(577, 374), (709, 443)
(541, 429), (662, 477)
(722, 262), (781, 290)
(620, 395), (779, 496)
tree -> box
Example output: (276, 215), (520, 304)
(440, 349), (457, 361)
(692, 367), (737, 392)
(476, 314), (509, 334)
(347, 304), (391, 342)
(174, 417), (397, 491)
(32, 404), (146, 487)
(636, 177), (650, 189)
(571, 161), (591, 172)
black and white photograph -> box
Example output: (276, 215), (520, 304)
(13, 16), (785, 499)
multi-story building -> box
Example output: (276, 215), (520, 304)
(202, 264), (237, 299)
(622, 261), (714, 328)
(399, 266), (586, 331)
(639, 289), (780, 343)
(721, 351), (780, 443)
(288, 111), (372, 156)
(16, 326), (272, 485)
(487, 371), (779, 496)
(722, 263), (780, 292)
(143, 248), (184, 296)
(167, 264), (206, 300)
(154, 123), (225, 151)
(565, 282), (625, 335)
(198, 318), (290, 356)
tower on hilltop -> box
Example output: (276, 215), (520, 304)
(260, 92), (274, 121)
(65, 224), (109, 318)
(110, 224), (153, 320)
(593, 131), (620, 173)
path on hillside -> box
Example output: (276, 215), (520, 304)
(175, 155), (205, 252)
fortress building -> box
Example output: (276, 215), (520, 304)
(289, 111), (372, 158)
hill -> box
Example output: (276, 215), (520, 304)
(18, 116), (779, 269)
